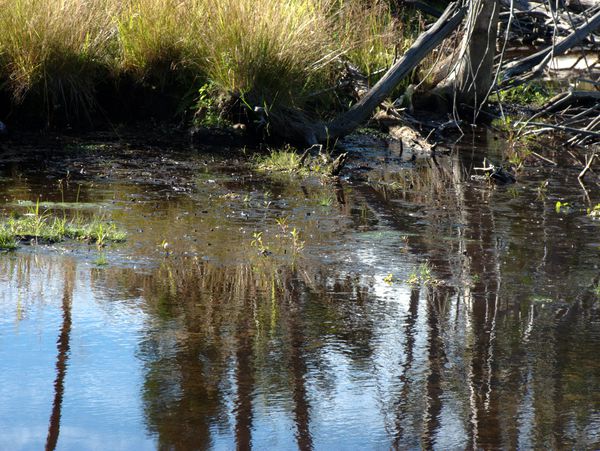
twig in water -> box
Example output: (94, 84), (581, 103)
(578, 151), (596, 179)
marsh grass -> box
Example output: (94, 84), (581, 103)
(0, 203), (126, 250)
(257, 148), (304, 173)
(255, 146), (336, 177)
(0, 228), (18, 251)
(0, 0), (116, 119)
(0, 0), (418, 123)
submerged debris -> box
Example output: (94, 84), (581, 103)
(474, 158), (517, 185)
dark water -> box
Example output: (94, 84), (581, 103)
(1, 131), (600, 450)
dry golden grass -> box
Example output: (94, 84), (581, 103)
(0, 0), (417, 120)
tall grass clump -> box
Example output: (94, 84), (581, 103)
(334, 1), (410, 78)
(195, 0), (335, 107)
(116, 0), (198, 85)
(0, 0), (422, 123)
(0, 0), (116, 120)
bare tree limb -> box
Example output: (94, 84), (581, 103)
(270, 2), (467, 144)
(501, 7), (600, 81)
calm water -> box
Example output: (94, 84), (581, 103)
(1, 131), (599, 450)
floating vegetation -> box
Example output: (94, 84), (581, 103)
(255, 146), (335, 177)
(9, 200), (106, 210)
(555, 200), (572, 214)
(0, 201), (125, 250)
(588, 204), (600, 219)
(383, 262), (439, 287)
(250, 222), (305, 258)
(94, 252), (109, 266)
(0, 228), (18, 251)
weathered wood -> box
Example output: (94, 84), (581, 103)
(268, 2), (466, 145)
(315, 2), (467, 143)
(517, 120), (600, 136)
(502, 7), (600, 81)
(450, 0), (501, 110)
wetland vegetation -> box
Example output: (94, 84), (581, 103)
(1, 1), (600, 450)
(0, 200), (125, 250)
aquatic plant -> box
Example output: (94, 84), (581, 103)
(0, 228), (18, 251)
(587, 204), (600, 218)
(491, 81), (556, 107)
(251, 231), (270, 255)
(316, 196), (332, 207)
(290, 227), (305, 254)
(0, 203), (126, 249)
(94, 252), (109, 266)
(255, 146), (338, 177)
(536, 180), (549, 201)
(555, 201), (572, 214)
(406, 261), (438, 286)
(256, 148), (303, 174)
(276, 216), (290, 234)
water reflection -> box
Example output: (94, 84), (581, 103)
(45, 262), (74, 451)
(1, 134), (600, 449)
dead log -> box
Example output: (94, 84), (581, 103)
(323, 3), (466, 142)
(517, 120), (600, 137)
(501, 7), (600, 82)
(533, 90), (600, 117)
(270, 2), (467, 145)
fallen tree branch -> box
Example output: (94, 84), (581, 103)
(501, 7), (600, 82)
(517, 120), (600, 136)
(270, 2), (467, 144)
(323, 3), (466, 142)
(579, 151), (596, 178)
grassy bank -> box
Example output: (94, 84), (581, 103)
(0, 0), (420, 126)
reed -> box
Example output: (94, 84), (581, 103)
(0, 0), (419, 122)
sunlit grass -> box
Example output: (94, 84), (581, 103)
(0, 228), (18, 251)
(256, 148), (304, 173)
(0, 0), (419, 121)
(255, 146), (335, 176)
(0, 203), (126, 250)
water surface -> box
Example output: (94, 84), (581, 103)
(1, 131), (599, 450)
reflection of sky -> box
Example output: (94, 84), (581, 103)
(0, 256), (155, 451)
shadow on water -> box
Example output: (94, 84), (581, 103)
(1, 130), (600, 449)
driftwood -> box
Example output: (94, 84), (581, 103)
(270, 2), (466, 145)
(518, 120), (600, 137)
(517, 85), (600, 145)
(531, 90), (600, 118)
(501, 7), (600, 82)
(496, 0), (600, 62)
(269, 0), (598, 148)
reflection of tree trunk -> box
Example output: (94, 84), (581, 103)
(462, 168), (501, 449)
(234, 315), (255, 451)
(421, 288), (448, 449)
(288, 287), (313, 451)
(45, 263), (75, 451)
(392, 287), (420, 449)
